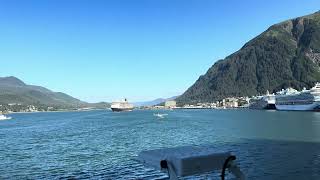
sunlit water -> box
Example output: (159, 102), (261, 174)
(1, 109), (320, 179)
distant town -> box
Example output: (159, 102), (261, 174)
(0, 97), (247, 114)
(0, 103), (104, 114)
(142, 82), (320, 112)
(2, 82), (320, 113)
(0, 96), (249, 114)
(139, 96), (249, 110)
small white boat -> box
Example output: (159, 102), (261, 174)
(153, 113), (168, 118)
(0, 114), (12, 120)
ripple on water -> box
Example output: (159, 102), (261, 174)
(0, 110), (320, 179)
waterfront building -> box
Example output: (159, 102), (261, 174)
(224, 98), (239, 108)
(165, 100), (176, 108)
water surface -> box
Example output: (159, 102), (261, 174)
(0, 109), (320, 179)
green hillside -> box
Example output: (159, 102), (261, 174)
(0, 76), (109, 108)
(177, 11), (320, 104)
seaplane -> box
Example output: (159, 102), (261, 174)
(153, 113), (168, 118)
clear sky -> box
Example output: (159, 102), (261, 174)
(0, 0), (319, 102)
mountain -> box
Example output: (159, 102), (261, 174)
(134, 96), (178, 107)
(0, 76), (109, 108)
(177, 11), (320, 104)
(0, 76), (26, 86)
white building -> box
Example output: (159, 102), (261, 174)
(165, 100), (177, 108)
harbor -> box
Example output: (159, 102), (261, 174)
(1, 1), (320, 179)
(139, 83), (320, 112)
(1, 109), (320, 179)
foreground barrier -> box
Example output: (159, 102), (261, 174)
(137, 146), (245, 180)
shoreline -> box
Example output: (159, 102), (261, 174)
(9, 108), (110, 115)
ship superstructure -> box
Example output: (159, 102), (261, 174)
(275, 83), (320, 111)
(249, 91), (276, 110)
(111, 98), (134, 112)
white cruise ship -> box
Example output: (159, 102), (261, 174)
(111, 98), (134, 112)
(249, 91), (276, 110)
(275, 83), (320, 111)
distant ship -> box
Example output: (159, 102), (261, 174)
(249, 91), (276, 110)
(275, 83), (320, 111)
(111, 98), (134, 112)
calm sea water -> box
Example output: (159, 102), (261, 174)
(0, 109), (320, 179)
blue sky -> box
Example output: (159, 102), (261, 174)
(0, 0), (319, 102)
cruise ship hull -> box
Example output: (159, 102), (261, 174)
(111, 108), (134, 112)
(265, 104), (276, 109)
(275, 102), (319, 111)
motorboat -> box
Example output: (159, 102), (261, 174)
(0, 114), (12, 120)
